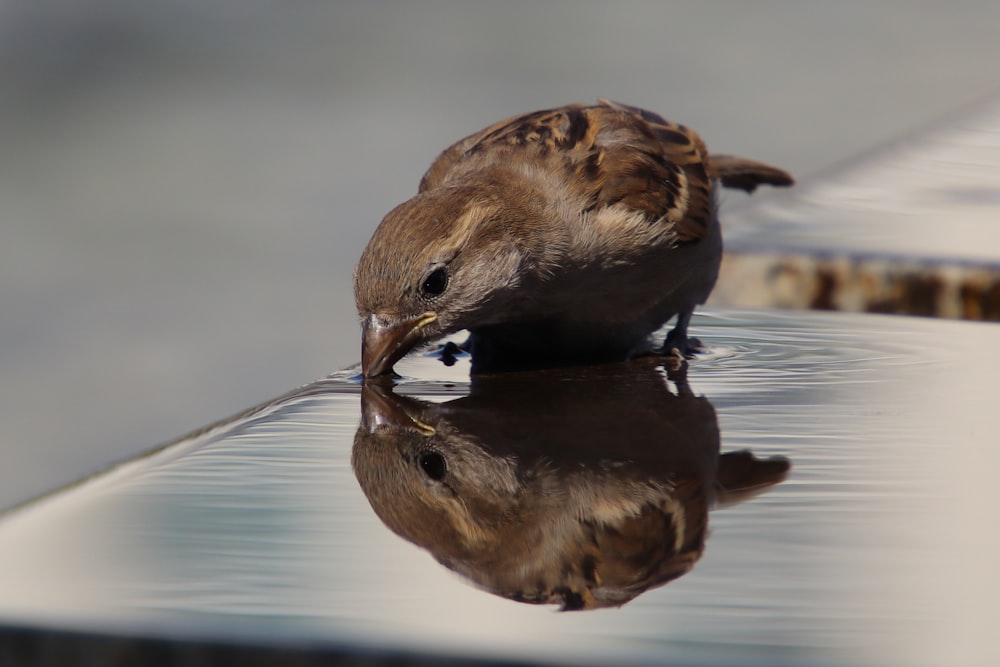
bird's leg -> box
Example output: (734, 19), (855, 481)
(662, 308), (703, 358)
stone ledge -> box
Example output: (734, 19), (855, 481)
(712, 250), (1000, 321)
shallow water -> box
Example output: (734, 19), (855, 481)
(1, 308), (998, 666)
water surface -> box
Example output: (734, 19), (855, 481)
(2, 309), (997, 666)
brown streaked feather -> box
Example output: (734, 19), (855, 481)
(419, 100), (716, 245)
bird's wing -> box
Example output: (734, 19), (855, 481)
(419, 100), (716, 244)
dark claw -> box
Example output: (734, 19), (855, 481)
(663, 330), (703, 359)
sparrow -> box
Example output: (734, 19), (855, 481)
(355, 99), (793, 376)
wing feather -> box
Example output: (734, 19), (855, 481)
(418, 100), (716, 245)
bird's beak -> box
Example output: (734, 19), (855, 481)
(362, 312), (438, 377)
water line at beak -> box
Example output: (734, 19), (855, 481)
(361, 312), (438, 377)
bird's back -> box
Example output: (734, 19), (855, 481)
(420, 100), (718, 247)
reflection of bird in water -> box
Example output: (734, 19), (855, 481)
(352, 362), (790, 610)
(354, 100), (793, 377)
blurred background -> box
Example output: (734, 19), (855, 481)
(2, 0), (1000, 508)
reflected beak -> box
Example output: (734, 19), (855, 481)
(360, 382), (436, 435)
(362, 312), (438, 377)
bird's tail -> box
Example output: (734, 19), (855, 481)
(708, 154), (794, 194)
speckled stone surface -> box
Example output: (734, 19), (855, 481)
(713, 96), (1000, 321)
(714, 251), (1000, 320)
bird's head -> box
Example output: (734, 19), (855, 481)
(354, 178), (542, 377)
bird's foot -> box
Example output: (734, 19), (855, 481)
(662, 328), (704, 359)
(431, 338), (471, 367)
(664, 346), (688, 373)
(631, 347), (692, 391)
(632, 345), (687, 372)
(437, 341), (463, 367)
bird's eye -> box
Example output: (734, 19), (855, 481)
(418, 451), (447, 481)
(420, 267), (448, 296)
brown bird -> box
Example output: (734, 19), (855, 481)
(355, 100), (793, 376)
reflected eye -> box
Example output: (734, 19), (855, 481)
(420, 267), (448, 296)
(418, 451), (447, 481)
